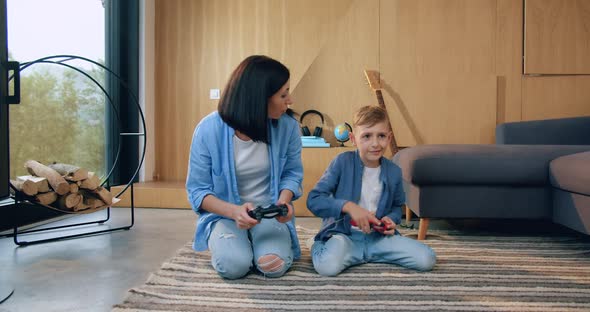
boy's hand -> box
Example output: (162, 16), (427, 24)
(343, 202), (380, 234)
(376, 216), (396, 235)
(234, 202), (259, 229)
(275, 201), (294, 223)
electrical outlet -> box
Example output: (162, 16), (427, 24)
(209, 89), (220, 100)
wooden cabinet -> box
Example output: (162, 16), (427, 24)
(112, 147), (356, 215)
(523, 76), (590, 120)
(294, 146), (355, 216)
(525, 0), (590, 74)
(522, 0), (590, 119)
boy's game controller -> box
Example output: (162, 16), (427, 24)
(350, 218), (391, 233)
(247, 204), (289, 221)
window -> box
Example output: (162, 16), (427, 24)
(7, 0), (107, 179)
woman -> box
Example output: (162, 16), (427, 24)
(186, 55), (303, 279)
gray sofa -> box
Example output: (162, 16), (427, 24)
(393, 116), (590, 239)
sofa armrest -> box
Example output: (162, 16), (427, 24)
(495, 116), (590, 145)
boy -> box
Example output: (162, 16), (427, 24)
(307, 105), (436, 276)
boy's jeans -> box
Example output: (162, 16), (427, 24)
(311, 230), (436, 276)
(208, 218), (293, 279)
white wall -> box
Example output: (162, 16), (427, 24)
(139, 0), (155, 182)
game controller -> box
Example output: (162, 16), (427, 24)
(350, 218), (391, 233)
(247, 204), (289, 221)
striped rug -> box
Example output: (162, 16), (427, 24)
(113, 227), (590, 312)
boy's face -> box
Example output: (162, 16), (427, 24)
(350, 121), (391, 168)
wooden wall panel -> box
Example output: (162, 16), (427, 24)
(154, 0), (202, 182)
(525, 0), (590, 74)
(381, 0), (497, 74)
(496, 0), (523, 123)
(523, 76), (590, 120)
(140, 0), (590, 212)
(154, 0), (362, 182)
(382, 73), (497, 144)
(291, 0), (379, 146)
(152, 0), (590, 189)
(380, 0), (498, 145)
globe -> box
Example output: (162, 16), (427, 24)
(334, 122), (351, 146)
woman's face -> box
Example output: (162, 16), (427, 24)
(267, 80), (292, 119)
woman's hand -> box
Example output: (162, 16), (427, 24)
(275, 190), (294, 223)
(275, 201), (294, 223)
(233, 202), (259, 230)
(343, 202), (380, 234)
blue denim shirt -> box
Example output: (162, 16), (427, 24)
(307, 150), (405, 241)
(186, 111), (303, 259)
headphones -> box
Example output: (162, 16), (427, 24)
(299, 109), (324, 137)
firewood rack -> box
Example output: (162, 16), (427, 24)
(5, 55), (146, 246)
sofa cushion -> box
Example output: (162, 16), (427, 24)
(393, 144), (590, 186)
(550, 151), (590, 196)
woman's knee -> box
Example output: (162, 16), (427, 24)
(211, 253), (253, 279)
(256, 253), (292, 277)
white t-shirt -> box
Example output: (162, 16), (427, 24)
(233, 135), (271, 206)
(359, 166), (382, 213)
(352, 166), (383, 232)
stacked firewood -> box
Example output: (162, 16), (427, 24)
(10, 160), (114, 212)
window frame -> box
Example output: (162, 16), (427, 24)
(105, 0), (140, 187)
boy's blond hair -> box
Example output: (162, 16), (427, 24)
(352, 105), (391, 129)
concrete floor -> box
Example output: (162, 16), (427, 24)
(0, 207), (575, 312)
(0, 208), (321, 312)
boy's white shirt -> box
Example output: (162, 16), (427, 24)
(352, 165), (383, 232)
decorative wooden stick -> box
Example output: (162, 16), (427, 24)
(48, 163), (89, 182)
(80, 172), (100, 191)
(35, 192), (58, 206)
(68, 182), (79, 194)
(25, 160), (70, 195)
(364, 70), (400, 155)
(10, 179), (38, 196)
(80, 188), (113, 206)
(56, 193), (83, 210)
(93, 187), (113, 206)
(17, 175), (50, 193)
(73, 200), (91, 212)
(83, 197), (105, 209)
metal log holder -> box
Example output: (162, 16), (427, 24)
(5, 55), (146, 246)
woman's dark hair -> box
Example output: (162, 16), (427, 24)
(218, 55), (290, 143)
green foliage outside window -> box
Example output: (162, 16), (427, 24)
(9, 65), (106, 180)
